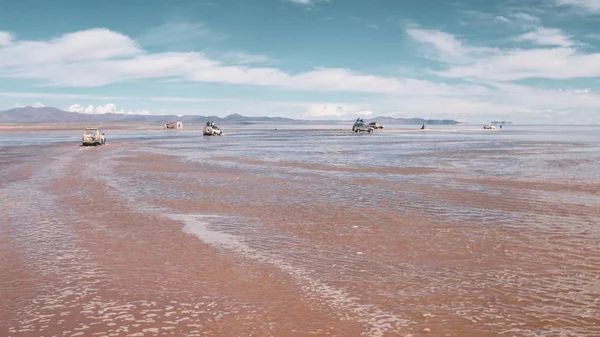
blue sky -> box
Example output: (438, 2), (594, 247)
(2, 0), (600, 123)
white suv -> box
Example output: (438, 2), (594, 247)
(82, 128), (106, 146)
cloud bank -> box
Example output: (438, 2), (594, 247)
(1, 25), (600, 123)
(0, 28), (481, 98)
(67, 103), (150, 115)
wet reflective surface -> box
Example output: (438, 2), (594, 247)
(1, 125), (599, 336)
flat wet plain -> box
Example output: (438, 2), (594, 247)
(1, 125), (599, 336)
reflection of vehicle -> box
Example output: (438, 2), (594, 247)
(203, 121), (222, 136)
(82, 128), (106, 146)
(352, 118), (374, 133)
(483, 124), (496, 130)
(368, 122), (384, 129)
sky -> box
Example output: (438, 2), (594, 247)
(2, 0), (600, 123)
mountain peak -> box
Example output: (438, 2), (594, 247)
(223, 113), (244, 119)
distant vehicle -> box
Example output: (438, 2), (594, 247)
(82, 128), (106, 146)
(352, 118), (374, 133)
(203, 121), (222, 136)
(483, 124), (496, 130)
(164, 121), (183, 129)
(368, 121), (384, 129)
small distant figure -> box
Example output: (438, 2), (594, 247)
(499, 125), (503, 129)
(421, 123), (427, 130)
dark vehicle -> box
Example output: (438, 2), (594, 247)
(352, 118), (374, 133)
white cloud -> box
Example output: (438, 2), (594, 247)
(375, 83), (600, 123)
(407, 27), (600, 82)
(67, 103), (150, 115)
(287, 0), (328, 4)
(95, 103), (117, 114)
(138, 21), (225, 47)
(223, 52), (275, 65)
(305, 104), (373, 118)
(509, 13), (541, 24)
(366, 24), (379, 29)
(0, 32), (12, 46)
(459, 11), (540, 27)
(459, 10), (495, 21)
(67, 104), (94, 114)
(436, 47), (600, 81)
(494, 16), (511, 23)
(13, 101), (44, 108)
(0, 91), (249, 103)
(557, 0), (600, 12)
(516, 27), (575, 47)
(355, 110), (373, 116)
(406, 27), (497, 63)
(0, 91), (128, 100)
(306, 104), (352, 117)
(0, 28), (487, 97)
(134, 109), (151, 115)
(3, 27), (600, 123)
(401, 26), (600, 122)
(286, 0), (329, 10)
(0, 28), (139, 68)
(407, 28), (465, 56)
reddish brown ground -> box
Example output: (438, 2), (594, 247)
(1, 141), (599, 337)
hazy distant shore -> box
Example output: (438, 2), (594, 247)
(0, 122), (485, 134)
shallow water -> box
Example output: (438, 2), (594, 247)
(1, 125), (599, 336)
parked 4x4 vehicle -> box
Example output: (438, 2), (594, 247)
(82, 128), (106, 146)
(352, 118), (374, 133)
(368, 121), (384, 129)
(203, 121), (222, 136)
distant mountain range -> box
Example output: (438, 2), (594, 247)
(0, 106), (460, 125)
(370, 116), (460, 125)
